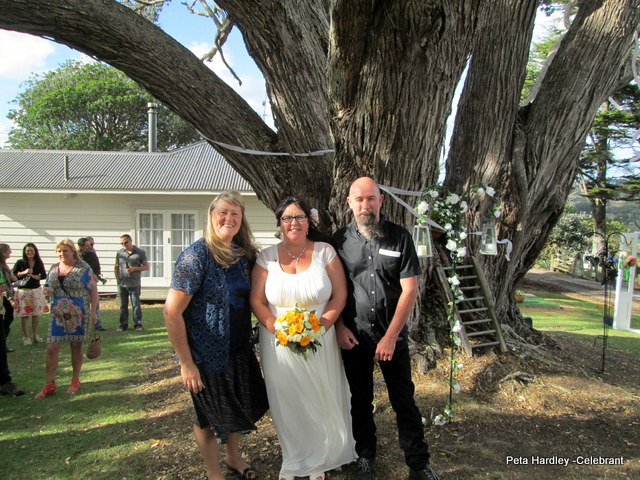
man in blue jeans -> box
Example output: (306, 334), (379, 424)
(114, 234), (149, 331)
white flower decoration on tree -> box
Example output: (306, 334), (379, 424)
(433, 415), (448, 426)
(446, 193), (460, 204)
(417, 182), (503, 427)
(310, 208), (319, 224)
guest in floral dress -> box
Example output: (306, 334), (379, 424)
(12, 242), (49, 345)
(36, 239), (99, 399)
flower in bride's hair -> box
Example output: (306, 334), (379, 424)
(310, 208), (319, 224)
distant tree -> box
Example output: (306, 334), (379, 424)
(525, 21), (640, 252)
(578, 84), (640, 240)
(547, 211), (592, 253)
(7, 60), (200, 151)
(521, 27), (563, 102)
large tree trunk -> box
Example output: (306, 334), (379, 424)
(1, 0), (639, 347)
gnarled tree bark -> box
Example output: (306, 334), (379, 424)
(1, 0), (639, 347)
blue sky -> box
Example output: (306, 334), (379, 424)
(0, 2), (272, 147)
(0, 5), (561, 149)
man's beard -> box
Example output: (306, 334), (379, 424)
(355, 211), (383, 241)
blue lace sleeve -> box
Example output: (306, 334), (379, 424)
(170, 246), (204, 295)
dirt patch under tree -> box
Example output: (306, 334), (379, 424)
(137, 287), (640, 479)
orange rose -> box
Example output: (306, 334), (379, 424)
(277, 330), (289, 345)
(300, 336), (311, 347)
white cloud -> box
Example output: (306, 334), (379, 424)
(0, 31), (56, 79)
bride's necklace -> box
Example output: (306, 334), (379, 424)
(284, 243), (306, 265)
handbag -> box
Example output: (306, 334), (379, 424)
(12, 274), (30, 288)
(86, 325), (102, 359)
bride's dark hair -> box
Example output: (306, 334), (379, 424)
(274, 196), (329, 243)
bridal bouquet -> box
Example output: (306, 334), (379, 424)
(274, 305), (325, 359)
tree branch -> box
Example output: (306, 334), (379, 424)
(0, 0), (321, 209)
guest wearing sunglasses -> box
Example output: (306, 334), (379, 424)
(114, 235), (148, 331)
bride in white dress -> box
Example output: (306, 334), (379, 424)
(250, 197), (356, 480)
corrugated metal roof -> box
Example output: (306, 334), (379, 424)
(0, 141), (252, 193)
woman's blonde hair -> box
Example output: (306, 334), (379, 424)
(205, 191), (258, 268)
(55, 238), (79, 261)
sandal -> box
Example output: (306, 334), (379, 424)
(228, 464), (259, 480)
(35, 381), (57, 399)
(68, 378), (80, 394)
(279, 475), (294, 480)
(309, 473), (325, 480)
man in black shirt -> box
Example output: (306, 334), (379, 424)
(333, 177), (438, 480)
(78, 238), (106, 331)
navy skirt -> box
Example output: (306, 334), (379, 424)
(191, 346), (269, 443)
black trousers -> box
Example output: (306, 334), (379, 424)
(2, 298), (13, 337)
(0, 313), (11, 385)
(341, 342), (430, 470)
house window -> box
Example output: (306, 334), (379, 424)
(137, 210), (198, 280)
(171, 213), (196, 271)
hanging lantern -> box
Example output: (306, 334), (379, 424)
(413, 224), (433, 258)
(479, 221), (498, 256)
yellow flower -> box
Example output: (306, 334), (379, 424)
(274, 305), (323, 360)
(276, 330), (289, 345)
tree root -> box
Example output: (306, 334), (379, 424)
(498, 371), (536, 385)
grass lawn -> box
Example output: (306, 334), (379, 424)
(1, 291), (638, 479)
(521, 291), (640, 357)
(0, 303), (173, 480)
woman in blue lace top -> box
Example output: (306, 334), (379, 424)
(164, 191), (268, 480)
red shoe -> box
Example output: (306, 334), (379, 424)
(67, 378), (80, 394)
(35, 382), (57, 399)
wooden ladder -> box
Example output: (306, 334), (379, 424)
(436, 255), (507, 357)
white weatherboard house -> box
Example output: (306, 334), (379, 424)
(0, 141), (278, 299)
